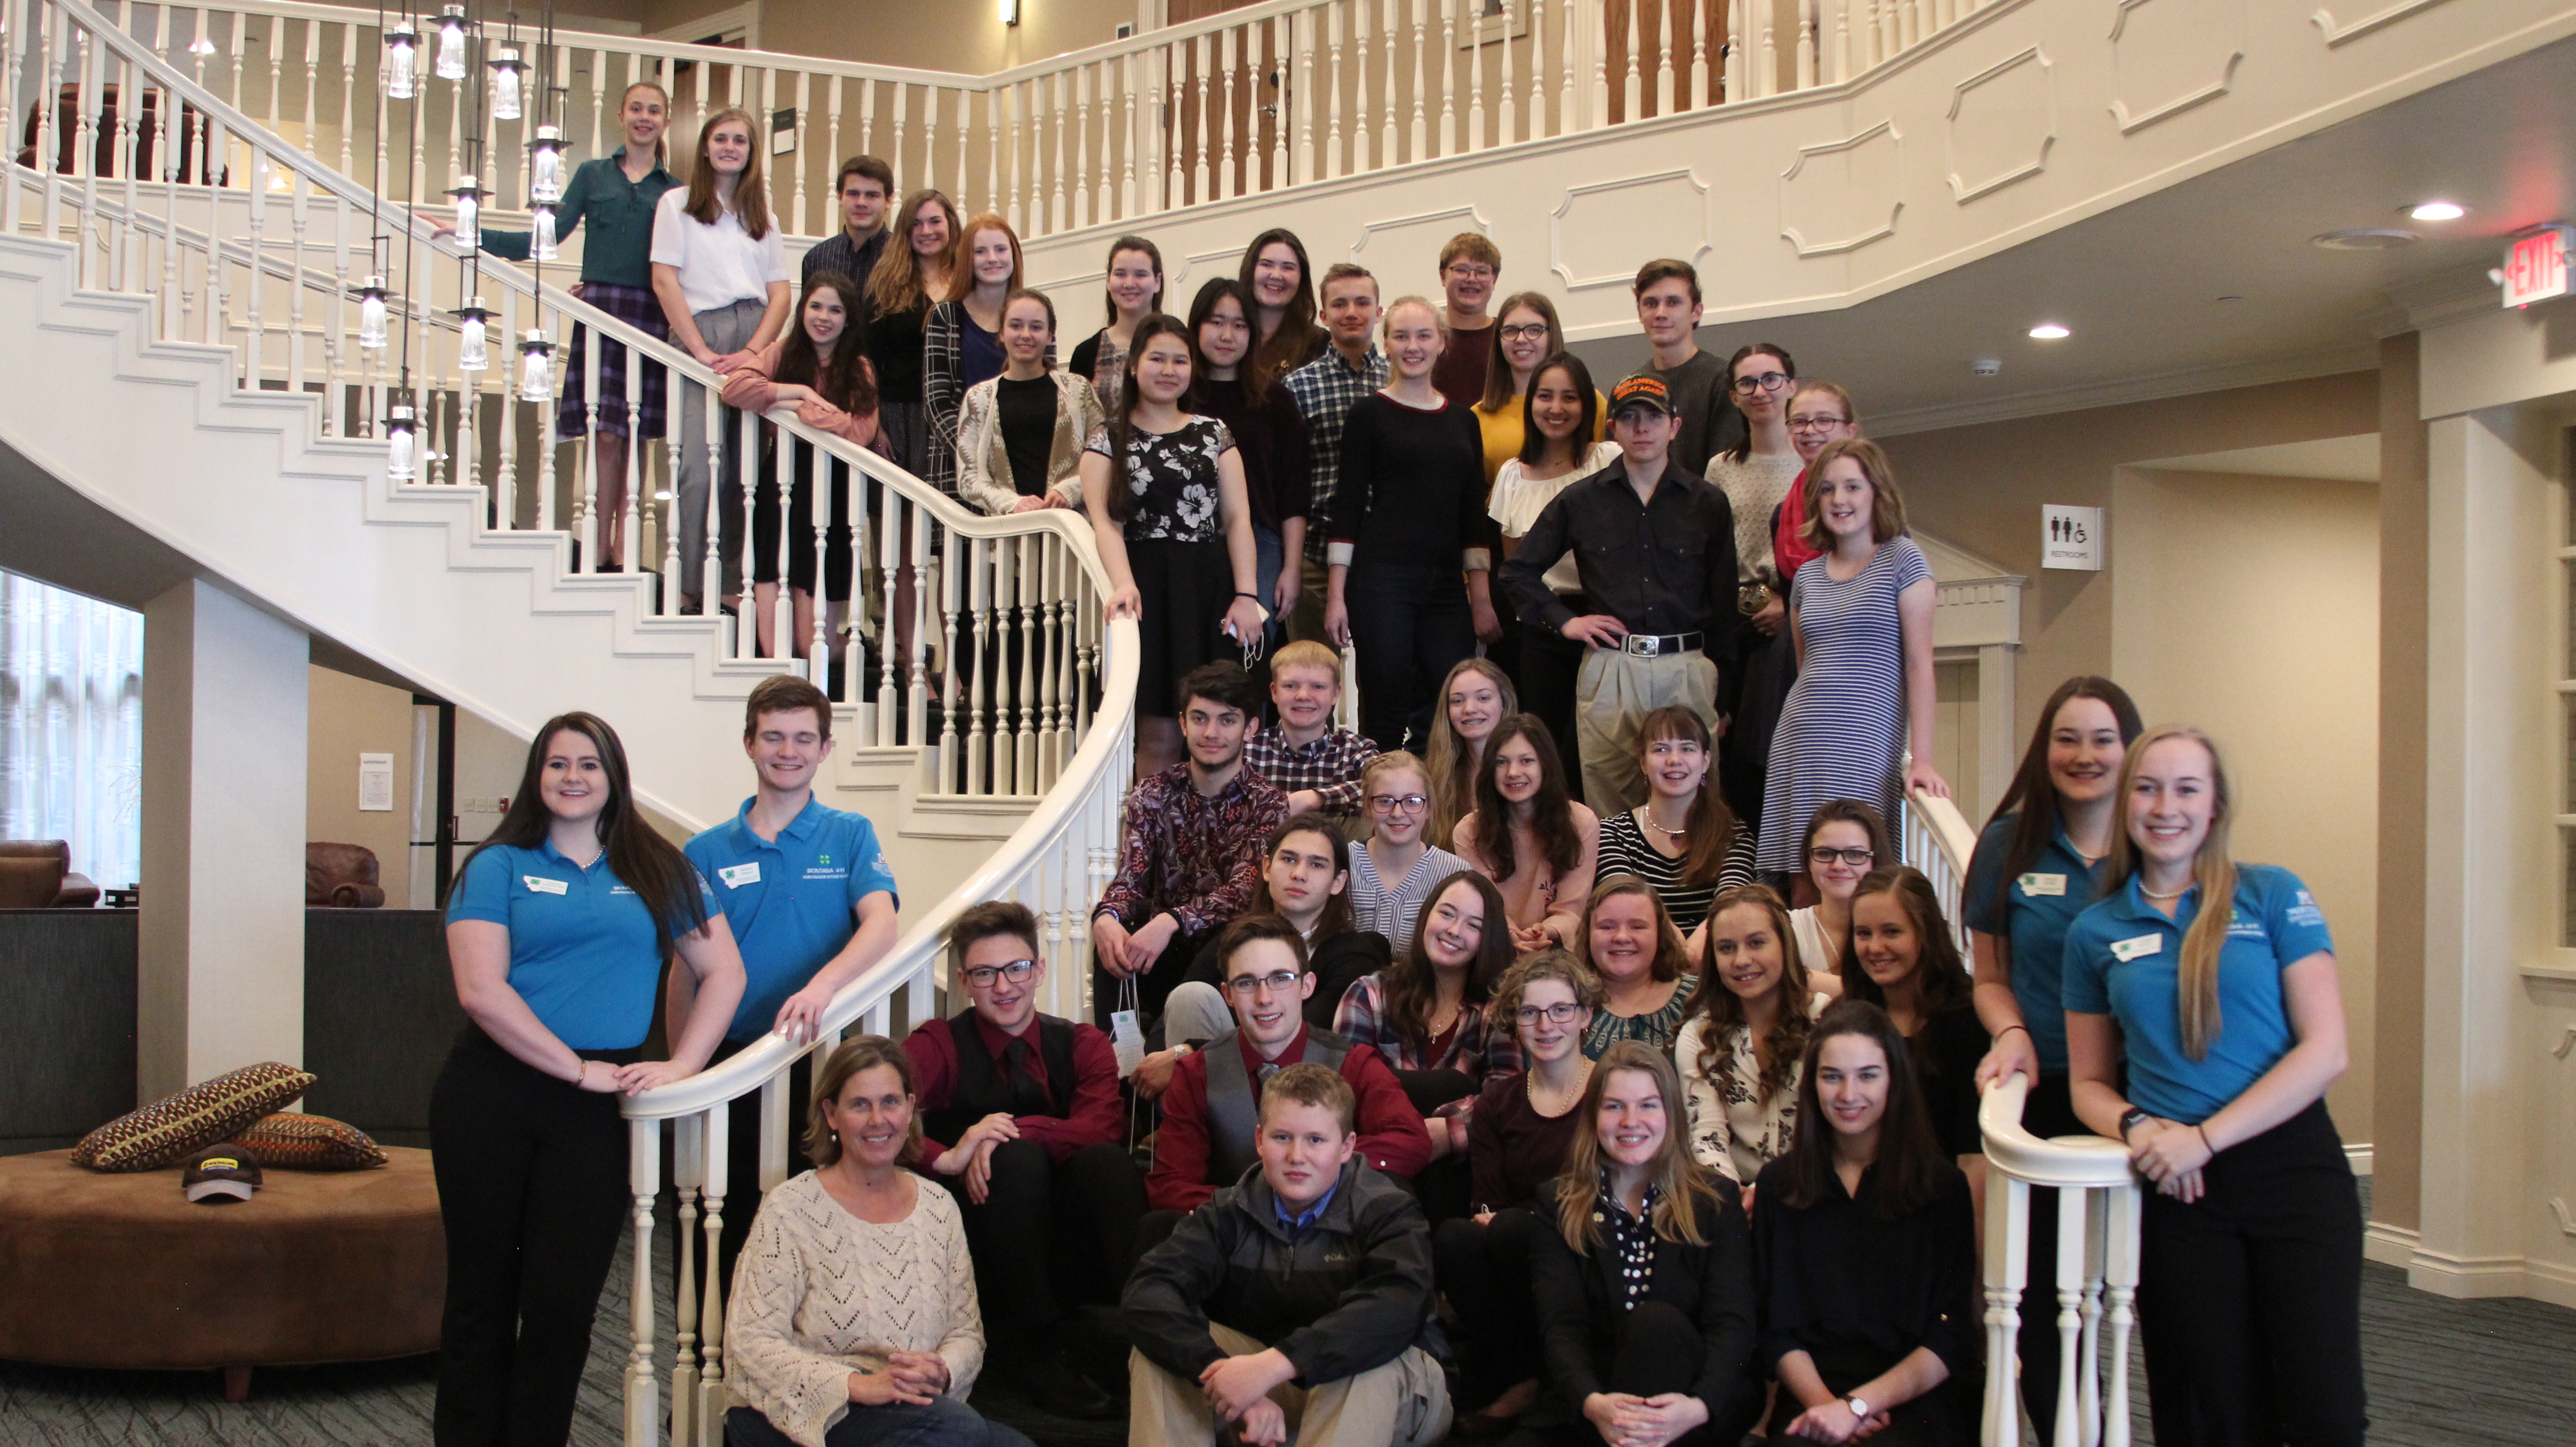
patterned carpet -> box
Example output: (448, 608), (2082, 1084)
(3, 1187), (2570, 1446)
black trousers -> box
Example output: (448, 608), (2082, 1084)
(671, 1038), (814, 1323)
(1435, 1206), (1549, 1408)
(961, 1139), (1149, 1348)
(429, 1026), (641, 1447)
(1501, 1300), (1729, 1447)
(1346, 561), (1476, 753)
(2137, 1100), (2366, 1447)
(1518, 610), (1590, 806)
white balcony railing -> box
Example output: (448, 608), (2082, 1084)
(80, 0), (1991, 245)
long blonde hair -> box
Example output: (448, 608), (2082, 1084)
(1552, 1042), (1729, 1251)
(681, 107), (771, 240)
(1425, 657), (1517, 850)
(2100, 724), (2237, 1060)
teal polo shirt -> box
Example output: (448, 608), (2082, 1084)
(445, 838), (716, 1050)
(685, 795), (900, 1042)
(2060, 864), (2334, 1125)
(1961, 812), (2106, 1075)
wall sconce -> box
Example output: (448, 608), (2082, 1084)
(998, 0), (1020, 25)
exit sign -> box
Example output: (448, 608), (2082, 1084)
(2503, 227), (2574, 309)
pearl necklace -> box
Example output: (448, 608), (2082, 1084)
(1527, 1059), (1595, 1116)
(2140, 882), (2190, 900)
(1640, 806), (1691, 838)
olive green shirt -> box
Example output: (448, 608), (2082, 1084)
(482, 154), (679, 288)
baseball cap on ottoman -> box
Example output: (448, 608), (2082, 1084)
(1609, 374), (1676, 417)
(182, 1144), (263, 1204)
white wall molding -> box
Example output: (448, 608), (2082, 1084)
(1549, 169), (1712, 291)
(2312, 0), (2461, 46)
(1944, 46), (2057, 203)
(2107, 0), (2246, 134)
(1779, 121), (1905, 257)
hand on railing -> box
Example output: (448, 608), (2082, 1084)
(1904, 756), (1951, 800)
(1972, 1025), (2041, 1094)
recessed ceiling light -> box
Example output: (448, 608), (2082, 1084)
(2027, 323), (2071, 339)
(2408, 201), (2466, 222)
(2312, 228), (2418, 249)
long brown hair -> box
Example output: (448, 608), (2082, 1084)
(1838, 866), (1976, 1020)
(1582, 878), (1693, 985)
(803, 1035), (922, 1168)
(1552, 1041), (1730, 1250)
(867, 189), (960, 317)
(2101, 724), (2237, 1060)
(449, 713), (708, 957)
(774, 269), (877, 413)
(1801, 798), (1894, 877)
(1632, 706), (1738, 888)
(1777, 999), (1948, 1219)
(1238, 227), (1319, 393)
(1385, 871), (1513, 1054)
(1981, 676), (2144, 917)
(1100, 234), (1164, 328)
(1693, 884), (1815, 1106)
(1426, 658), (1516, 849)
(1470, 714), (1583, 884)
(1101, 312), (1192, 523)
(1262, 811), (1356, 941)
(1479, 291), (1564, 412)
(944, 212), (1025, 303)
(1716, 342), (1796, 464)
(681, 107), (771, 239)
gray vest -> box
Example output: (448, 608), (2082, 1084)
(1202, 1027), (1355, 1185)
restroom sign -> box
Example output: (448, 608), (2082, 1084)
(2042, 505), (2102, 571)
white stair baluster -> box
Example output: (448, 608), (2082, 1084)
(1407, 0), (1426, 160)
(1325, 0), (1346, 180)
(1375, 0), (1397, 167)
(939, 521), (963, 791)
(807, 438), (828, 681)
(697, 1105), (730, 1447)
(1017, 534), (1039, 793)
(624, 1119), (661, 1447)
(700, 383), (723, 618)
(670, 1114), (704, 1447)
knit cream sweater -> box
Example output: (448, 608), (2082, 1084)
(724, 1170), (986, 1447)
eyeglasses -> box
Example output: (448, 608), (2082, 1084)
(1514, 1002), (1587, 1026)
(1445, 263), (1496, 280)
(1731, 371), (1792, 395)
(962, 959), (1038, 988)
(1223, 969), (1305, 997)
(1498, 322), (1551, 341)
(1809, 846), (1875, 867)
(1368, 793), (1431, 814)
(1787, 413), (1850, 431)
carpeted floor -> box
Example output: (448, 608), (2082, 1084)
(3, 1185), (2570, 1446)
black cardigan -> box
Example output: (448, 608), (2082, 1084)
(1527, 1176), (1759, 1428)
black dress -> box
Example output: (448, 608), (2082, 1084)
(1088, 416), (1239, 717)
(1750, 1156), (1979, 1446)
(1911, 1004), (1990, 1161)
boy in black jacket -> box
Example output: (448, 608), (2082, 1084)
(1122, 1063), (1452, 1447)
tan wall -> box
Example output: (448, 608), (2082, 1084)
(2373, 333), (2429, 1227)
(2108, 469), (2380, 1141)
(1882, 371), (2382, 736)
(306, 665), (417, 910)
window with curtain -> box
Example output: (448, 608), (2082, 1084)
(0, 568), (144, 891)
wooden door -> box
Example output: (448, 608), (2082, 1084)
(1162, 0), (1288, 203)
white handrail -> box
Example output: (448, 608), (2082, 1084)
(1903, 785), (1980, 956)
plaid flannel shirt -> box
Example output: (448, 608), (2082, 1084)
(1242, 725), (1379, 818)
(1331, 972), (1524, 1124)
(1283, 344), (1389, 566)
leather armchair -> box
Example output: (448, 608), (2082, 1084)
(0, 840), (100, 909)
(305, 843), (387, 909)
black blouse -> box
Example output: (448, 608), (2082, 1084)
(1912, 1004), (1990, 1160)
(1189, 376), (1313, 533)
(1326, 394), (1496, 566)
(868, 299), (928, 402)
(1528, 1177), (1758, 1428)
(1749, 1156), (1977, 1443)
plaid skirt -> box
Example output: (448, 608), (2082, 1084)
(556, 282), (669, 442)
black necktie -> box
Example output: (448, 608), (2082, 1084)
(1002, 1038), (1049, 1117)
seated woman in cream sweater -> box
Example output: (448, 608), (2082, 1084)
(725, 1036), (1035, 1447)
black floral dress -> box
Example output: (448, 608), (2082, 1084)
(1088, 416), (1237, 715)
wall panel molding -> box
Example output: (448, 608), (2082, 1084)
(1945, 46), (2056, 202)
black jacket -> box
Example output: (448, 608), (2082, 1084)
(1527, 1175), (1759, 1425)
(1123, 1157), (1437, 1386)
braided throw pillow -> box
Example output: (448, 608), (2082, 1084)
(70, 1061), (316, 1173)
(233, 1112), (389, 1171)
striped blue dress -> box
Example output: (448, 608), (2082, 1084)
(1756, 536), (1932, 873)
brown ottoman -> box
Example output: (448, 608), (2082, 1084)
(0, 1146), (444, 1393)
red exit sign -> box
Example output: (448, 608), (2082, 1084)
(2503, 227), (2574, 308)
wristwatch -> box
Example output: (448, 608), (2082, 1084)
(2118, 1107), (2152, 1142)
(1845, 1395), (1871, 1421)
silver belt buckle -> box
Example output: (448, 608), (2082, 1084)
(1630, 634), (1662, 658)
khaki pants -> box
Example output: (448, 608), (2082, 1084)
(1129, 1323), (1450, 1447)
(1576, 645), (1721, 815)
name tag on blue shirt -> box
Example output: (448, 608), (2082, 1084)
(523, 875), (568, 895)
(2018, 873), (2067, 897)
(719, 862), (762, 888)
(2109, 933), (2162, 962)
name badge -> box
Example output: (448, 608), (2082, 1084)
(2018, 873), (2067, 897)
(523, 875), (568, 895)
(2108, 933), (2163, 962)
(719, 862), (762, 889)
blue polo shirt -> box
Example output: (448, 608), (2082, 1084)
(684, 795), (900, 1042)
(445, 839), (717, 1050)
(2060, 864), (2333, 1125)
(1961, 812), (2107, 1075)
